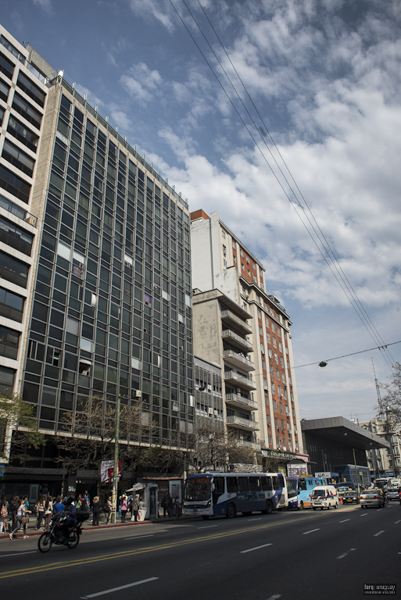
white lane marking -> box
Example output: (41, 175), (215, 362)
(81, 578), (159, 598)
(360, 513), (368, 517)
(248, 518), (262, 521)
(124, 534), (154, 540)
(197, 525), (218, 529)
(241, 543), (273, 554)
(339, 519), (350, 523)
(303, 529), (320, 535)
(0, 550), (36, 558)
(337, 548), (356, 560)
(395, 520), (401, 524)
(374, 530), (384, 537)
(266, 595), (281, 600)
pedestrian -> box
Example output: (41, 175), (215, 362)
(9, 497), (22, 540)
(44, 496), (53, 530)
(104, 496), (112, 524)
(162, 492), (169, 517)
(132, 494), (140, 522)
(167, 494), (173, 518)
(20, 498), (31, 538)
(0, 500), (7, 534)
(54, 495), (65, 518)
(83, 490), (90, 511)
(92, 496), (101, 526)
(10, 496), (22, 540)
(75, 494), (83, 509)
(36, 495), (46, 530)
(120, 495), (127, 523)
(174, 497), (181, 520)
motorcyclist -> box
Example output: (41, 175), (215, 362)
(61, 496), (77, 543)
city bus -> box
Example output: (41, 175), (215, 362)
(183, 472), (287, 519)
(286, 475), (326, 510)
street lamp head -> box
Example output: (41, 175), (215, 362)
(319, 361), (328, 367)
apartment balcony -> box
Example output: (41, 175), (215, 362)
(224, 370), (257, 391)
(225, 393), (257, 411)
(223, 350), (255, 372)
(222, 330), (253, 352)
(238, 440), (262, 451)
(221, 309), (252, 335)
(226, 415), (259, 432)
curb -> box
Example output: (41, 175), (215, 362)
(0, 516), (193, 541)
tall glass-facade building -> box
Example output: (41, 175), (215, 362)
(0, 25), (194, 487)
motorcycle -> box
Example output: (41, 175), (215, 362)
(38, 512), (88, 553)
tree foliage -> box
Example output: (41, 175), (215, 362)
(0, 393), (45, 463)
(185, 420), (256, 473)
(55, 396), (160, 474)
(380, 362), (401, 425)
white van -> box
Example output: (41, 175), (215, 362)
(311, 485), (339, 510)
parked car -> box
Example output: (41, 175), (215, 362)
(386, 488), (400, 501)
(342, 490), (359, 504)
(359, 488), (385, 509)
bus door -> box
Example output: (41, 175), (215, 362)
(237, 477), (250, 512)
(212, 476), (225, 514)
(249, 476), (263, 510)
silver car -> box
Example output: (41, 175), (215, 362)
(359, 488), (385, 509)
(386, 488), (400, 501)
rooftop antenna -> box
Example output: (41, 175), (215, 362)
(372, 358), (383, 417)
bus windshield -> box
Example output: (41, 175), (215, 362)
(287, 479), (298, 498)
(184, 477), (212, 502)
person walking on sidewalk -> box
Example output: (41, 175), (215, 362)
(36, 495), (46, 530)
(120, 495), (128, 523)
(92, 496), (101, 526)
(0, 500), (7, 534)
(132, 494), (140, 522)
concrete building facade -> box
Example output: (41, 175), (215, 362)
(360, 417), (401, 479)
(191, 210), (303, 459)
(0, 25), (194, 492)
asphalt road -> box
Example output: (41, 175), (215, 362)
(0, 503), (400, 600)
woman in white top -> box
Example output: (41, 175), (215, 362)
(10, 498), (31, 539)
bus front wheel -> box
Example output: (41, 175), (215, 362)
(263, 500), (273, 514)
(226, 503), (236, 518)
(298, 501), (304, 511)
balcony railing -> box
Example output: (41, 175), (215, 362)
(223, 350), (255, 372)
(226, 415), (259, 431)
(225, 393), (257, 410)
(221, 309), (252, 334)
(224, 370), (257, 391)
(222, 330), (253, 352)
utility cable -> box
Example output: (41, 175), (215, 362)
(171, 0), (395, 368)
(293, 340), (401, 369)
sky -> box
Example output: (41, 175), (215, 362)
(2, 0), (401, 424)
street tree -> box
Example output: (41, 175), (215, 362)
(55, 396), (156, 479)
(0, 392), (45, 465)
(380, 362), (401, 425)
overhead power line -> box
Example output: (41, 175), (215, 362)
(293, 340), (401, 369)
(169, 0), (395, 369)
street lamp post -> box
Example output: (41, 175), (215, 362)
(111, 394), (121, 524)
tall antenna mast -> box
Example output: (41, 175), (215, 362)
(372, 358), (383, 417)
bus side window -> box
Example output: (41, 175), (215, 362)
(214, 477), (225, 498)
(238, 477), (249, 493)
(277, 474), (285, 489)
(249, 477), (261, 492)
(227, 477), (238, 494)
(299, 479), (307, 491)
(261, 476), (272, 491)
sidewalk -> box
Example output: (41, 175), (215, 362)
(0, 514), (191, 541)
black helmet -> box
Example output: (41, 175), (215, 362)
(63, 496), (74, 505)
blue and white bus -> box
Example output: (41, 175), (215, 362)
(286, 475), (326, 510)
(183, 472), (287, 519)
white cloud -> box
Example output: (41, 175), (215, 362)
(125, 0), (175, 32)
(120, 62), (162, 103)
(33, 0), (52, 12)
